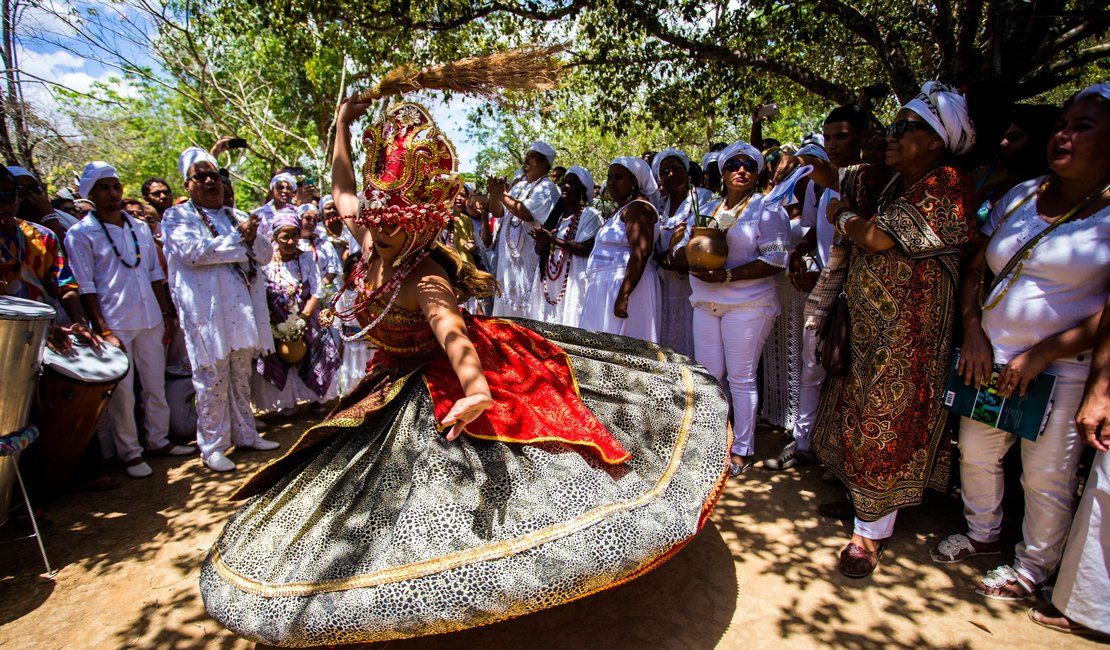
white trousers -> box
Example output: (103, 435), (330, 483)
(192, 347), (263, 459)
(854, 512), (898, 539)
(107, 325), (172, 462)
(1052, 448), (1110, 635)
(692, 301), (778, 457)
(793, 327), (826, 451)
(957, 373), (1086, 585)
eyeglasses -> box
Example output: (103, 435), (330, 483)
(658, 165), (686, 177)
(18, 183), (45, 194)
(722, 159), (760, 174)
(885, 119), (932, 139)
(189, 171), (222, 184)
(0, 190), (19, 204)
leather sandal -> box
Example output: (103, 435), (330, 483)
(838, 542), (885, 579)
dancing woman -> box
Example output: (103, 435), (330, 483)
(200, 59), (731, 647)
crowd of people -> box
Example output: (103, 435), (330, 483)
(1, 78), (1108, 639)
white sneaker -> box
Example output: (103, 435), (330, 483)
(242, 438), (280, 451)
(125, 460), (153, 479)
(204, 451), (236, 472)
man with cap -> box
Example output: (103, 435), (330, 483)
(252, 171), (297, 227)
(66, 162), (195, 478)
(8, 165), (79, 245)
(163, 147), (279, 473)
(482, 140), (560, 319)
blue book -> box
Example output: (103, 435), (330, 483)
(943, 349), (1057, 441)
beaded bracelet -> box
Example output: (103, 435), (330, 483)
(724, 268), (732, 283)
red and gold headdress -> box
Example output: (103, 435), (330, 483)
(358, 103), (463, 264)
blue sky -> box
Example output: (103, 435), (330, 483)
(16, 0), (485, 172)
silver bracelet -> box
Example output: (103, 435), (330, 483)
(724, 268), (732, 283)
(837, 210), (857, 234)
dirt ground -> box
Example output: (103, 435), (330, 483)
(0, 418), (1105, 650)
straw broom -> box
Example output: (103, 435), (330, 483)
(352, 45), (565, 103)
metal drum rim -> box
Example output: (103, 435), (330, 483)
(0, 295), (57, 321)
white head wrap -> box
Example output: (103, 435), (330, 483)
(318, 194), (335, 211)
(794, 143), (829, 162)
(464, 181), (476, 195)
(178, 147), (218, 180)
(700, 151), (720, 170)
(6, 166), (36, 180)
(651, 148), (690, 183)
(78, 161), (119, 199)
(527, 141), (557, 165)
(563, 165), (595, 203)
(1075, 83), (1110, 103)
(610, 156), (659, 202)
(719, 140), (765, 173)
(269, 172), (297, 191)
(902, 81), (975, 155)
(296, 203), (317, 217)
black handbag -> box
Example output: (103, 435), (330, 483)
(817, 291), (851, 376)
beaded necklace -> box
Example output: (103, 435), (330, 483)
(272, 252), (305, 299)
(505, 178), (543, 258)
(542, 205), (584, 306)
(981, 176), (1110, 310)
(326, 247), (431, 342)
(91, 211), (141, 269)
(709, 191), (755, 229)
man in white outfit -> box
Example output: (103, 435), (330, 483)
(162, 147), (279, 472)
(768, 104), (868, 471)
(67, 162), (195, 478)
(483, 141), (560, 319)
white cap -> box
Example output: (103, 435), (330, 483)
(178, 147), (218, 180)
(527, 141), (557, 165)
(78, 161), (119, 199)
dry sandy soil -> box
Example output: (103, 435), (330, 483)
(0, 418), (1105, 650)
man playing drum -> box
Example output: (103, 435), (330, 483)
(162, 148), (279, 473)
(66, 162), (196, 479)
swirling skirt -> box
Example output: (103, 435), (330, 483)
(200, 321), (730, 646)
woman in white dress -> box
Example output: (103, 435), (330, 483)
(652, 148), (714, 357)
(674, 140), (791, 475)
(251, 208), (340, 414)
(579, 156), (661, 342)
(931, 84), (1110, 603)
(531, 165), (603, 326)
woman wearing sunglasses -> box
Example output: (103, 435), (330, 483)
(810, 82), (982, 578)
(933, 83), (1110, 607)
(674, 140), (791, 476)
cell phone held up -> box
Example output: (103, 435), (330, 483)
(227, 138), (248, 149)
(755, 102), (780, 120)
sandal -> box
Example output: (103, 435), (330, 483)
(729, 457), (754, 477)
(1029, 603), (1104, 638)
(838, 542), (885, 579)
(930, 533), (1001, 564)
(975, 565), (1037, 601)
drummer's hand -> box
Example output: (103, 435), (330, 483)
(68, 321), (104, 348)
(47, 325), (73, 353)
(441, 392), (492, 442)
(103, 332), (124, 350)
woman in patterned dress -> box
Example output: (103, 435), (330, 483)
(812, 82), (982, 578)
(199, 98), (731, 647)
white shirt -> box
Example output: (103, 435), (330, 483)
(298, 238), (342, 279)
(163, 202), (274, 369)
(800, 187), (838, 268)
(263, 250), (325, 302)
(676, 194), (791, 306)
(66, 213), (165, 331)
(981, 176), (1110, 379)
(659, 187), (715, 256)
(492, 176), (560, 317)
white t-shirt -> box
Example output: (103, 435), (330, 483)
(981, 176), (1110, 378)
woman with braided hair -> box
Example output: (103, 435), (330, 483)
(200, 63), (731, 644)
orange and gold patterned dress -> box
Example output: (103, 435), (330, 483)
(813, 164), (981, 520)
(201, 294), (731, 646)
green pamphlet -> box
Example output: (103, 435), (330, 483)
(943, 349), (1056, 441)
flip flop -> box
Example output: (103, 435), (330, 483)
(1028, 605), (1105, 638)
(729, 458), (754, 477)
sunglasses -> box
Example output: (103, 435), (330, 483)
(189, 171), (222, 183)
(885, 119), (932, 139)
(0, 190), (19, 204)
(722, 159), (760, 174)
(658, 164), (686, 177)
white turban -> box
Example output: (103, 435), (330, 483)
(527, 141), (557, 165)
(78, 161), (118, 199)
(795, 143), (829, 162)
(6, 166), (35, 180)
(903, 81), (975, 155)
(719, 140), (765, 173)
(296, 203), (317, 217)
(318, 194), (335, 211)
(563, 165), (595, 203)
(700, 151), (720, 170)
(651, 148), (690, 182)
(178, 147), (218, 180)
(610, 156), (659, 202)
(1075, 83), (1110, 103)
(269, 172), (297, 191)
